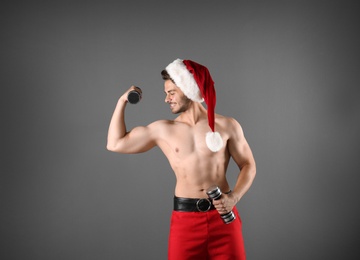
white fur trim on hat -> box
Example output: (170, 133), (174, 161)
(165, 59), (204, 102)
(206, 132), (224, 152)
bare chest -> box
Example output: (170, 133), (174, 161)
(159, 123), (212, 157)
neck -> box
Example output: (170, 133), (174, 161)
(177, 102), (207, 125)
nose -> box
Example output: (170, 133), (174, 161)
(165, 94), (170, 103)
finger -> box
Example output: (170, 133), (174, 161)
(216, 207), (224, 212)
(215, 201), (225, 208)
(214, 204), (222, 210)
(212, 200), (221, 206)
(131, 85), (142, 93)
(219, 208), (228, 214)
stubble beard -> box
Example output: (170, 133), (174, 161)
(172, 96), (192, 114)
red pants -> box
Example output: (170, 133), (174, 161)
(168, 207), (246, 260)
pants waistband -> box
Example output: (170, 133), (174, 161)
(173, 196), (216, 212)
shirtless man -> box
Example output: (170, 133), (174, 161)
(107, 59), (256, 259)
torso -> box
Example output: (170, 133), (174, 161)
(153, 115), (232, 198)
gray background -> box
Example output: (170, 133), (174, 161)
(1, 1), (359, 259)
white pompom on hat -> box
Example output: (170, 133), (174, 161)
(165, 58), (224, 152)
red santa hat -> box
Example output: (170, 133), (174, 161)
(165, 58), (223, 152)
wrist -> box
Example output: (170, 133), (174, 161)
(229, 192), (241, 204)
(118, 95), (128, 105)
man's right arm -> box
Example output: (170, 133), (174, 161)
(106, 86), (156, 154)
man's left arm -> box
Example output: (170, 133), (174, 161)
(216, 118), (256, 213)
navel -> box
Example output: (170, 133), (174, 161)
(175, 148), (179, 153)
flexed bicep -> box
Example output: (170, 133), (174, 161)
(106, 86), (158, 154)
(108, 125), (157, 154)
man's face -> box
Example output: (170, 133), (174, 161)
(164, 80), (192, 114)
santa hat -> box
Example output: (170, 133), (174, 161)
(165, 58), (223, 152)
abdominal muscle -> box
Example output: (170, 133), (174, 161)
(168, 151), (231, 199)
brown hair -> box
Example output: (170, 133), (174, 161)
(161, 70), (174, 83)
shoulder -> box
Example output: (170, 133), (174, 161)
(147, 119), (177, 135)
(215, 115), (245, 142)
(148, 119), (175, 128)
(216, 114), (243, 131)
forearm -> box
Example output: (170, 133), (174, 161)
(231, 163), (256, 204)
(107, 98), (127, 150)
